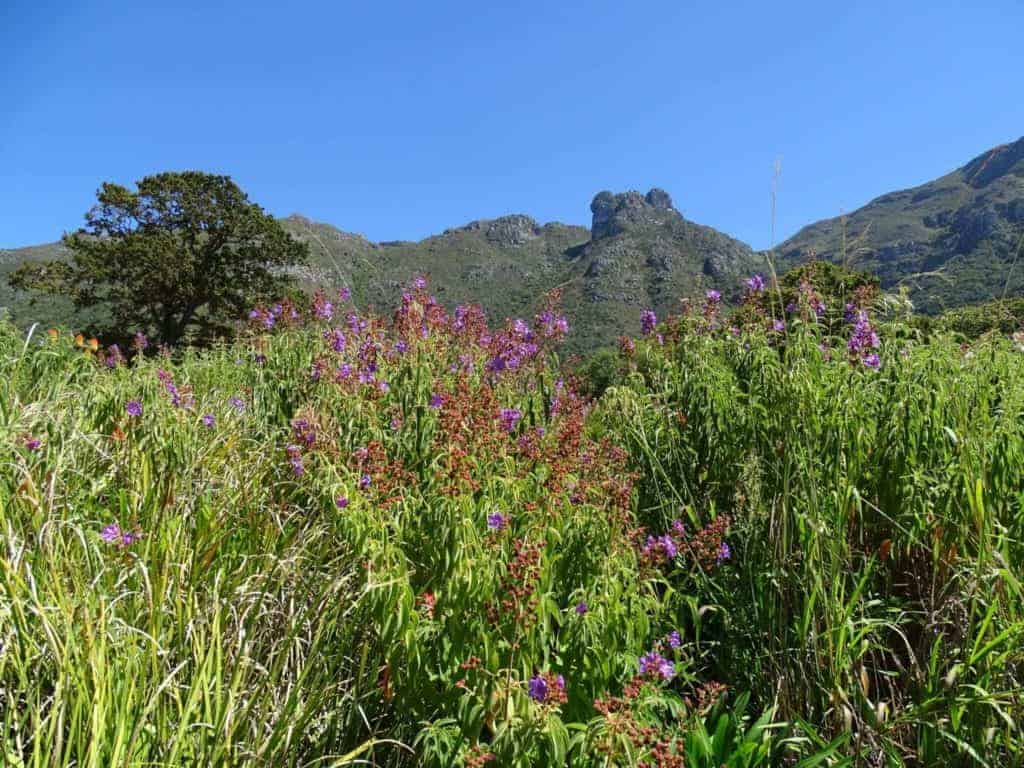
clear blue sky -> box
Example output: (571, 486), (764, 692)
(2, 0), (1022, 249)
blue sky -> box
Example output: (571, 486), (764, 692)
(2, 0), (1022, 249)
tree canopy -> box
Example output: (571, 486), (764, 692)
(9, 171), (309, 346)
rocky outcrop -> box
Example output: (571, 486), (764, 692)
(590, 188), (679, 239)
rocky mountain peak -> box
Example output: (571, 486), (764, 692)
(590, 188), (679, 239)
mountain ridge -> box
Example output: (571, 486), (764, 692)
(3, 136), (1024, 347)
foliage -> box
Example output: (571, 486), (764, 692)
(2, 275), (1022, 766)
(8, 172), (309, 346)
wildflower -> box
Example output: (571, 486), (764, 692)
(100, 523), (141, 548)
(639, 651), (675, 681)
(705, 289), (721, 303)
(285, 444), (305, 476)
(326, 328), (346, 353)
(228, 396), (245, 412)
(487, 512), (507, 531)
(104, 344), (124, 368)
(202, 413), (215, 428)
(336, 496), (349, 509)
(499, 407), (522, 433)
(254, 354), (267, 366)
(640, 309), (657, 335)
(126, 400), (143, 417)
(773, 319), (786, 333)
(339, 286), (351, 301)
(24, 435), (41, 451)
(132, 332), (149, 353)
(411, 275), (427, 290)
(527, 672), (566, 704)
(746, 273), (766, 293)
(666, 630), (682, 648)
(429, 393), (444, 409)
(312, 292), (334, 321)
(575, 601), (588, 615)
(716, 542), (731, 563)
(359, 474), (372, 490)
(862, 353), (881, 370)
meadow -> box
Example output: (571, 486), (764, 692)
(1, 277), (1022, 766)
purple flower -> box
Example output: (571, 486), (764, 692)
(285, 444), (305, 476)
(202, 414), (215, 428)
(499, 408), (522, 433)
(527, 675), (548, 702)
(575, 602), (588, 615)
(640, 309), (657, 335)
(746, 274), (766, 293)
(429, 393), (443, 409)
(412, 275), (427, 290)
(487, 512), (507, 531)
(660, 534), (678, 560)
(862, 353), (881, 370)
(716, 542), (731, 563)
(228, 397), (245, 412)
(773, 319), (786, 333)
(312, 293), (334, 321)
(639, 651), (675, 680)
(132, 332), (149, 353)
(666, 630), (682, 648)
(24, 436), (41, 451)
(705, 289), (721, 303)
(100, 523), (140, 548)
(336, 496), (349, 509)
(339, 286), (352, 302)
(126, 401), (143, 418)
(359, 474), (372, 490)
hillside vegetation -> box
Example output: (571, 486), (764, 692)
(2, 275), (1021, 766)
(780, 136), (1024, 313)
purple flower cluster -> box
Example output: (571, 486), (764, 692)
(100, 523), (141, 548)
(717, 542), (731, 563)
(228, 396), (246, 412)
(527, 673), (566, 704)
(486, 319), (540, 375)
(311, 292), (334, 321)
(640, 309), (657, 335)
(848, 310), (881, 369)
(325, 328), (347, 353)
(104, 344), (124, 369)
(126, 400), (143, 418)
(499, 407), (523, 433)
(642, 533), (679, 563)
(639, 650), (675, 681)
(157, 369), (194, 409)
(746, 273), (766, 293)
(285, 444), (305, 476)
(487, 512), (508, 531)
(535, 309), (569, 340)
(291, 418), (316, 448)
(202, 413), (216, 428)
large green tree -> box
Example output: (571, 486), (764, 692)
(10, 171), (309, 345)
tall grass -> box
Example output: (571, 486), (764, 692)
(1, 281), (1021, 766)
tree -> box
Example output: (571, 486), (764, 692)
(10, 171), (309, 346)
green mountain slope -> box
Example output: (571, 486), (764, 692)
(280, 189), (760, 352)
(778, 136), (1024, 313)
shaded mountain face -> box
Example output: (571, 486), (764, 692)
(778, 136), (1024, 313)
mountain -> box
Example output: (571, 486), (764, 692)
(778, 136), (1024, 313)
(279, 189), (760, 352)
